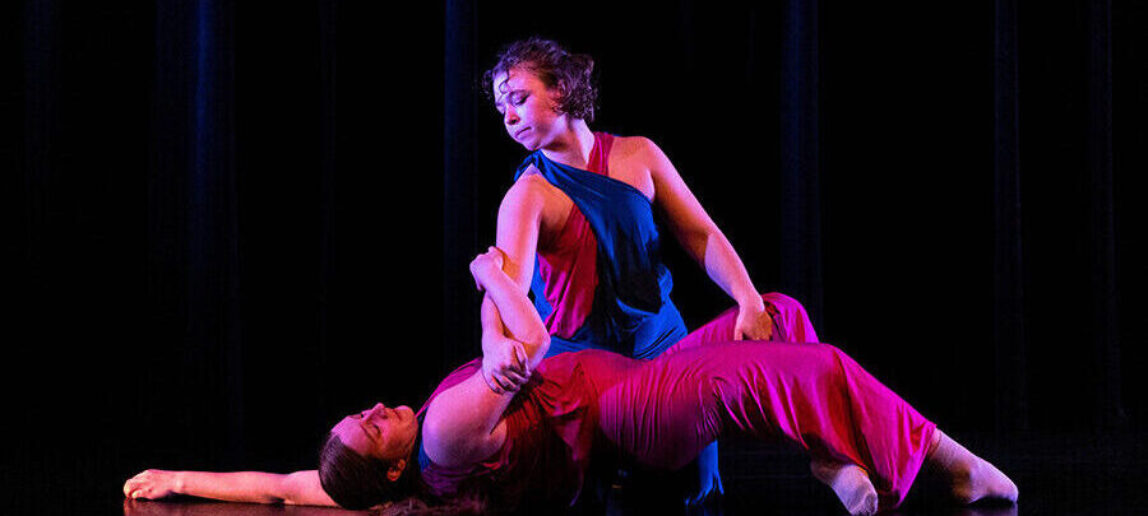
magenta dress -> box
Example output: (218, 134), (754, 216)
(417, 304), (935, 512)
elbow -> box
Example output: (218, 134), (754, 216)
(524, 327), (551, 357)
(525, 327), (550, 348)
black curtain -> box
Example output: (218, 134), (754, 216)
(10, 0), (1144, 510)
(443, 0), (481, 366)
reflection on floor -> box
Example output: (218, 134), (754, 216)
(106, 432), (1146, 515)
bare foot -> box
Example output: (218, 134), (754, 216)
(928, 430), (1019, 504)
(810, 460), (879, 516)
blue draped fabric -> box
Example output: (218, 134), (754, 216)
(515, 150), (688, 360)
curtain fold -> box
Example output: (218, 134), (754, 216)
(150, 0), (244, 464)
(993, 0), (1029, 434)
(443, 0), (481, 366)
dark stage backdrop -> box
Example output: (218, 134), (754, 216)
(7, 0), (1145, 512)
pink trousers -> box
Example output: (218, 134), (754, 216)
(577, 293), (934, 509)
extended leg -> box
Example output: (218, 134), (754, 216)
(599, 341), (936, 511)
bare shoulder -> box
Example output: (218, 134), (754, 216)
(503, 167), (549, 205)
(503, 165), (570, 226)
(605, 135), (661, 199)
(612, 135), (660, 159)
(613, 135), (674, 170)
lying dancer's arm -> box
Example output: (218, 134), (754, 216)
(478, 175), (549, 392)
(639, 137), (773, 340)
(123, 469), (336, 507)
(424, 247), (551, 468)
(471, 246), (551, 364)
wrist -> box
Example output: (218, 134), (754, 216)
(173, 471), (187, 495)
(737, 294), (764, 312)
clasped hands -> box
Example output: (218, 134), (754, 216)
(470, 247), (532, 394)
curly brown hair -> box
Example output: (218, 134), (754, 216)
(482, 37), (599, 123)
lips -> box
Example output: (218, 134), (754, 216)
(514, 127), (531, 139)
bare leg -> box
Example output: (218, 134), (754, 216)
(926, 429), (1019, 504)
(810, 460), (878, 516)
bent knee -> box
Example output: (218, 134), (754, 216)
(761, 291), (809, 313)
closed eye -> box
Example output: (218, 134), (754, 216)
(359, 419), (380, 439)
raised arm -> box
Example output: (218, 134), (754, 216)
(471, 246), (551, 367)
(123, 469), (336, 507)
(422, 245), (551, 469)
(643, 137), (773, 340)
(422, 239), (555, 468)
(479, 175), (551, 393)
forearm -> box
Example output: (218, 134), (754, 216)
(480, 294), (508, 343)
(480, 270), (550, 365)
(701, 230), (764, 310)
(172, 471), (290, 504)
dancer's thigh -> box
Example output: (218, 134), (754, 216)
(595, 360), (719, 471)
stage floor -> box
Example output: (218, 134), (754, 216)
(52, 431), (1148, 515)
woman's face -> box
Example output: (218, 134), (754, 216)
(492, 66), (567, 151)
(330, 403), (418, 462)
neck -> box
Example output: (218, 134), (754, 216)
(540, 119), (594, 169)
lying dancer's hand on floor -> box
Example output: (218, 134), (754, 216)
(124, 469), (180, 500)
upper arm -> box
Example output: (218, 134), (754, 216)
(423, 372), (511, 468)
(496, 174), (547, 291)
(279, 470), (337, 507)
(644, 138), (720, 248)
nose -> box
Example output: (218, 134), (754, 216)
(363, 403), (385, 418)
(503, 107), (519, 126)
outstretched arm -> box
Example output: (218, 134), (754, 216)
(123, 469), (336, 507)
(644, 137), (773, 340)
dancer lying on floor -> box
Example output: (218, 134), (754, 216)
(124, 248), (1018, 515)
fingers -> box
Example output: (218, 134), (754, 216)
(486, 246), (505, 268)
(514, 344), (530, 376)
(482, 371), (505, 394)
(502, 367), (528, 385)
(124, 471), (146, 498)
(493, 373), (521, 393)
(484, 365), (524, 393)
(760, 312), (774, 339)
(733, 329), (745, 341)
(469, 263), (484, 291)
(495, 358), (529, 390)
(480, 367), (501, 393)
